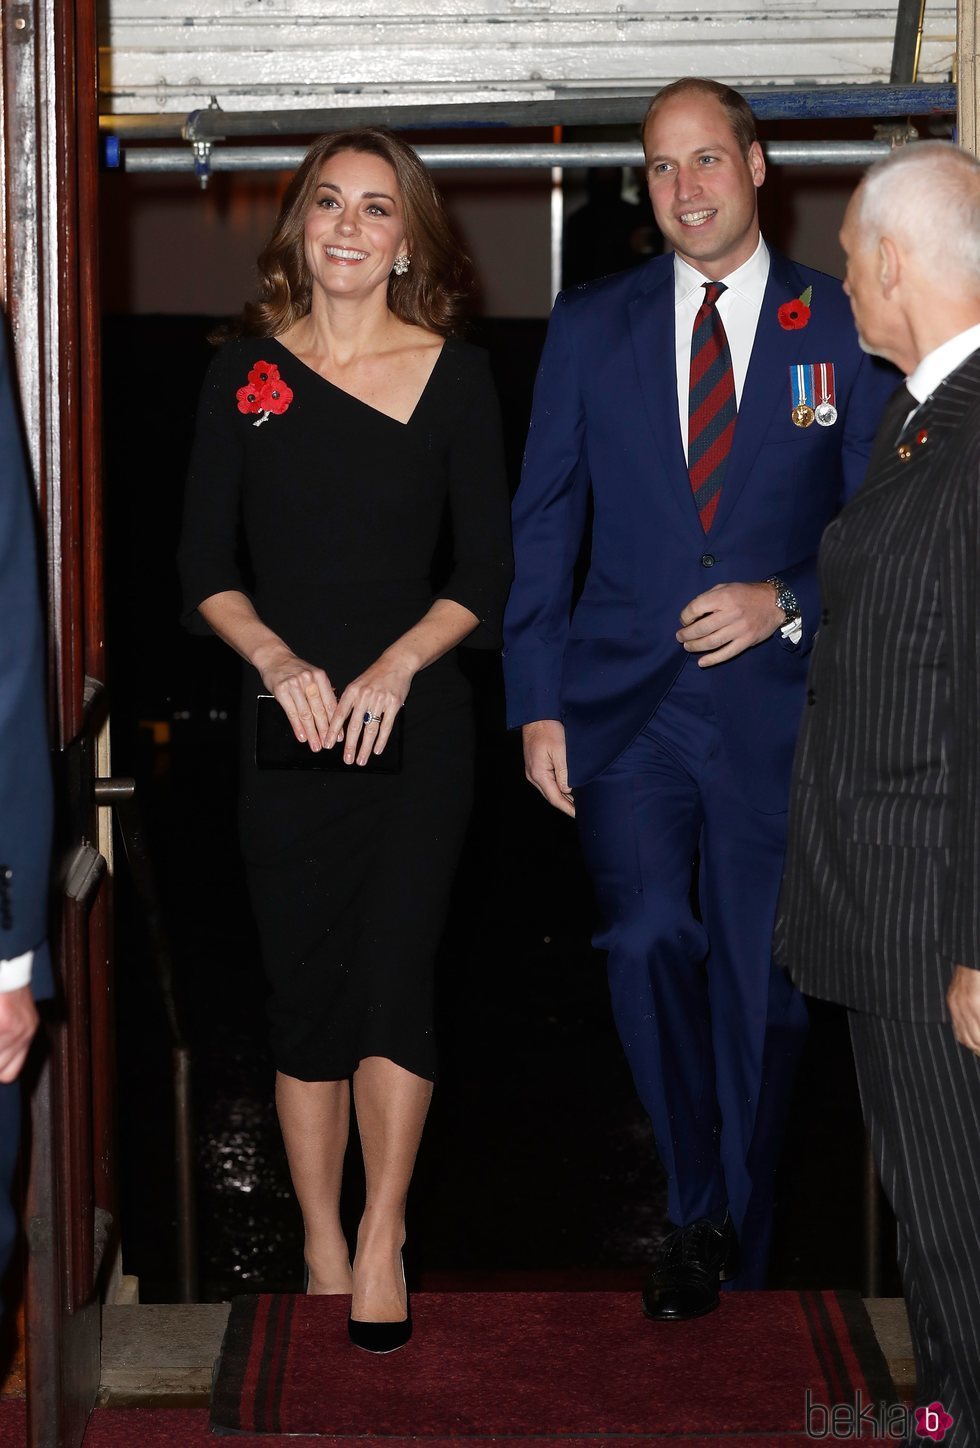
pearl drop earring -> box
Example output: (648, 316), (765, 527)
(392, 255), (410, 276)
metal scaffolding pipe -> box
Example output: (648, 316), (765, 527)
(891, 0), (929, 84)
(116, 139), (897, 176)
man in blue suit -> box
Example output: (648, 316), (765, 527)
(503, 78), (896, 1318)
(0, 320), (54, 1299)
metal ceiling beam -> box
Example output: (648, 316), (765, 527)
(98, 81), (955, 145)
(114, 139), (901, 176)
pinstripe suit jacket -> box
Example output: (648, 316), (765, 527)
(775, 348), (980, 1021)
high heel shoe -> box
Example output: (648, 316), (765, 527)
(348, 1254), (412, 1353)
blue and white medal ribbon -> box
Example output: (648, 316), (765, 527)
(790, 364), (815, 428)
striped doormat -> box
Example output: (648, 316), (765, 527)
(210, 1290), (898, 1438)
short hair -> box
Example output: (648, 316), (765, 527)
(854, 141), (980, 292)
(242, 128), (470, 338)
(642, 79), (758, 159)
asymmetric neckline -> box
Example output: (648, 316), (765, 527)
(268, 334), (450, 428)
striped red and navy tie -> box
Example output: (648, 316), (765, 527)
(688, 280), (736, 532)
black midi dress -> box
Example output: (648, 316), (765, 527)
(178, 336), (513, 1082)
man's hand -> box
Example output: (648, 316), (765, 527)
(947, 965), (980, 1055)
(0, 986), (38, 1083)
(522, 720), (575, 817)
(677, 582), (784, 666)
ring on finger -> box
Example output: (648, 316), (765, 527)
(363, 711), (383, 725)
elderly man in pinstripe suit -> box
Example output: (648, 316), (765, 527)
(777, 142), (980, 1446)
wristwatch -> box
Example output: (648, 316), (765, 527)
(765, 575), (801, 623)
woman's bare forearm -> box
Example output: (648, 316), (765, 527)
(380, 598), (479, 676)
(197, 590), (336, 747)
(197, 590), (294, 675)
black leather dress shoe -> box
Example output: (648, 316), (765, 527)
(642, 1213), (740, 1322)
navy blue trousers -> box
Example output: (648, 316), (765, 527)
(575, 662), (807, 1286)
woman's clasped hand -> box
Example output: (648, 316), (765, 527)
(256, 630), (443, 768)
(255, 642), (338, 748)
(323, 652), (413, 764)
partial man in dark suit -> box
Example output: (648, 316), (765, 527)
(777, 141), (980, 1443)
(0, 320), (54, 1296)
(503, 76), (897, 1320)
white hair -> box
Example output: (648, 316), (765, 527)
(854, 141), (980, 292)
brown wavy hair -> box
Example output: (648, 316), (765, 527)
(241, 128), (470, 338)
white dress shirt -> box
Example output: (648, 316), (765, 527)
(906, 321), (980, 405)
(674, 235), (771, 459)
(0, 950), (33, 993)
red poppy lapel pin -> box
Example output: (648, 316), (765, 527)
(778, 287), (812, 331)
(236, 361), (294, 427)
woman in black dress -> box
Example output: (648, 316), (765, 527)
(178, 129), (512, 1351)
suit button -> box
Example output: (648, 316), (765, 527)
(807, 688), (817, 706)
(700, 553), (716, 568)
(821, 609), (830, 626)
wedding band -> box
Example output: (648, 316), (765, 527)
(363, 711), (382, 724)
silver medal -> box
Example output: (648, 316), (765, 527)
(814, 401), (837, 427)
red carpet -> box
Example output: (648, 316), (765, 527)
(0, 1403), (900, 1445)
(209, 1289), (896, 1438)
(0, 1400), (897, 1447)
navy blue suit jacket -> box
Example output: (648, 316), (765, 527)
(503, 248), (898, 809)
(0, 326), (53, 1002)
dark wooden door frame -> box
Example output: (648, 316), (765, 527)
(2, 1), (110, 1444)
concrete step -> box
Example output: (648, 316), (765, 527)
(98, 1302), (230, 1407)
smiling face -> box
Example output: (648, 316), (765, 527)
(303, 149), (409, 301)
(643, 91), (765, 278)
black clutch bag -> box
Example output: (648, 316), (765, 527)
(254, 694), (404, 774)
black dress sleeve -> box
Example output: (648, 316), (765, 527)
(177, 344), (250, 629)
(434, 346), (514, 649)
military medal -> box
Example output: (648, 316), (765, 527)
(790, 364), (815, 427)
(813, 362), (838, 426)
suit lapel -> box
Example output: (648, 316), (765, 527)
(709, 250), (805, 536)
(849, 384), (914, 502)
(852, 347), (980, 507)
(627, 264), (705, 540)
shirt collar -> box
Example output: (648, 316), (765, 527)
(673, 234), (770, 307)
(906, 322), (980, 404)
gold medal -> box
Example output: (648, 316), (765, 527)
(792, 402), (815, 428)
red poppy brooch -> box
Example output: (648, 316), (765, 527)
(236, 361), (294, 428)
(778, 287), (812, 331)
